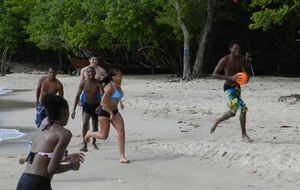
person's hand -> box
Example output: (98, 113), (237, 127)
(231, 73), (240, 83)
(63, 153), (85, 163)
(71, 111), (75, 119)
(70, 160), (81, 171)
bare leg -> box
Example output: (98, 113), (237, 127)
(80, 112), (90, 152)
(85, 117), (110, 142)
(210, 111), (235, 133)
(240, 112), (253, 142)
(111, 113), (129, 163)
(91, 118), (99, 149)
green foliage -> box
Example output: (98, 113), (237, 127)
(250, 0), (273, 8)
(249, 0), (300, 31)
(156, 0), (206, 42)
(0, 0), (206, 54)
(26, 0), (64, 50)
(0, 13), (21, 49)
(59, 0), (108, 49)
(25, 0), (109, 51)
(156, 0), (181, 40)
(104, 0), (161, 47)
(0, 0), (35, 49)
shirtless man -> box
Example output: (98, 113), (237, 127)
(77, 54), (107, 138)
(210, 41), (253, 142)
(35, 67), (64, 128)
(80, 54), (107, 81)
(72, 67), (104, 152)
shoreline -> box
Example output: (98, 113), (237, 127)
(0, 89), (36, 156)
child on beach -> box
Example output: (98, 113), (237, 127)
(72, 66), (104, 152)
(17, 93), (84, 190)
(77, 54), (107, 142)
(35, 67), (64, 128)
(210, 41), (253, 142)
(84, 68), (129, 163)
(79, 54), (107, 106)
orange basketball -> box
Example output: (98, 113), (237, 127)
(235, 72), (249, 85)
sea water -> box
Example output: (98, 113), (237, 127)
(0, 86), (13, 95)
(0, 87), (26, 142)
(0, 128), (25, 142)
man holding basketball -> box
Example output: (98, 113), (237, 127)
(210, 40), (253, 142)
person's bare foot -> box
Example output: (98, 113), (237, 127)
(210, 125), (218, 134)
(79, 146), (88, 152)
(242, 136), (254, 143)
(84, 131), (91, 143)
(120, 158), (130, 164)
(210, 125), (222, 134)
(92, 143), (99, 150)
(210, 127), (216, 133)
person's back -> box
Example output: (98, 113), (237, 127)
(23, 122), (71, 178)
(17, 93), (83, 190)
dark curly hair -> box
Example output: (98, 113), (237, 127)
(41, 93), (69, 125)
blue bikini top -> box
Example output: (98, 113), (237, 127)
(111, 85), (124, 101)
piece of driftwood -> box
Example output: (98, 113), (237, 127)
(278, 94), (300, 104)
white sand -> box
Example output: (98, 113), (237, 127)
(0, 72), (300, 190)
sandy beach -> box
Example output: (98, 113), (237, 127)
(0, 71), (300, 190)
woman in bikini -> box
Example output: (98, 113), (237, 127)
(84, 68), (129, 163)
(17, 93), (84, 190)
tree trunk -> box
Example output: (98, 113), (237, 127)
(181, 22), (191, 80)
(192, 0), (216, 78)
(173, 0), (191, 80)
(0, 47), (11, 76)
